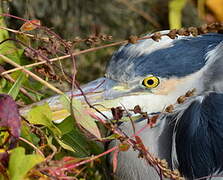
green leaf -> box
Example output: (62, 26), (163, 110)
(20, 122), (40, 146)
(56, 116), (75, 135)
(7, 72), (25, 100)
(8, 147), (44, 180)
(60, 129), (103, 157)
(0, 17), (24, 64)
(55, 136), (76, 152)
(16, 33), (31, 47)
(0, 12), (9, 42)
(0, 14), (27, 65)
(60, 95), (101, 140)
(27, 103), (61, 136)
(56, 116), (103, 156)
(0, 78), (7, 92)
(168, 0), (187, 29)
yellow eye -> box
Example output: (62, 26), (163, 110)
(142, 76), (160, 88)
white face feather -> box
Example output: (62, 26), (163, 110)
(94, 69), (204, 120)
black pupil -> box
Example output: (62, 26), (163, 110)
(146, 79), (154, 85)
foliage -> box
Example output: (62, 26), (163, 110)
(0, 14), (108, 179)
(8, 147), (44, 180)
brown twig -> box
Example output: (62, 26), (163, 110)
(0, 54), (63, 94)
(54, 146), (118, 172)
(0, 26), (49, 42)
(19, 137), (45, 158)
(0, 66), (36, 102)
(1, 40), (128, 75)
(3, 22), (223, 76)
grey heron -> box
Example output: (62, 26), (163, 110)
(20, 31), (223, 180)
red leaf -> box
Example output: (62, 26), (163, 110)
(20, 20), (41, 31)
(0, 94), (21, 140)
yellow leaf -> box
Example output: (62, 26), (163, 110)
(206, 0), (223, 21)
(168, 0), (187, 29)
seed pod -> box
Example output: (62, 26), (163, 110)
(151, 32), (162, 42)
(128, 35), (138, 44)
(177, 96), (186, 104)
(167, 29), (178, 39)
(165, 104), (174, 113)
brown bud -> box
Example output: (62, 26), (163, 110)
(188, 27), (198, 36)
(177, 28), (189, 36)
(107, 35), (113, 40)
(160, 159), (168, 168)
(177, 96), (186, 104)
(167, 29), (178, 39)
(149, 114), (159, 127)
(133, 105), (142, 114)
(199, 24), (208, 34)
(185, 88), (196, 97)
(165, 104), (174, 113)
(163, 172), (171, 178)
(100, 34), (107, 41)
(151, 32), (162, 42)
(128, 35), (138, 44)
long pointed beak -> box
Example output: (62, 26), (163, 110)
(20, 77), (122, 122)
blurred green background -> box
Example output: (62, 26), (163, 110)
(1, 0), (223, 85)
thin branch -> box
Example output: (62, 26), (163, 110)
(56, 146), (118, 171)
(1, 40), (128, 75)
(0, 67), (36, 102)
(0, 54), (63, 94)
(0, 26), (49, 41)
(19, 137), (45, 158)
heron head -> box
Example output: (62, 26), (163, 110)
(20, 32), (223, 123)
(58, 33), (223, 120)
